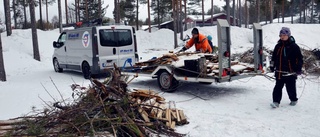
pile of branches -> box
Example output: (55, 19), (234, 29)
(0, 64), (187, 137)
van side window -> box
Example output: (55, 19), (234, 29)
(99, 29), (132, 47)
(117, 30), (132, 46)
(99, 30), (116, 46)
(58, 33), (67, 43)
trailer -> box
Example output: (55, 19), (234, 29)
(121, 20), (264, 92)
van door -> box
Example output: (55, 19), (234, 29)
(116, 29), (135, 68)
(98, 29), (119, 68)
(54, 32), (67, 66)
(98, 28), (135, 69)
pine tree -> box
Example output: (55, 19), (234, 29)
(150, 0), (172, 24)
(79, 0), (107, 22)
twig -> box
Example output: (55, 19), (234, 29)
(37, 95), (53, 109)
(49, 77), (67, 106)
(40, 82), (57, 102)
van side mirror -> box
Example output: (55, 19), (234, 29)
(53, 41), (64, 48)
(53, 41), (57, 48)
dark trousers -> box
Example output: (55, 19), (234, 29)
(272, 76), (298, 103)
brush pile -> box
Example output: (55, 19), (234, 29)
(0, 64), (188, 137)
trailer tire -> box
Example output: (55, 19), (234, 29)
(157, 70), (179, 92)
(82, 62), (91, 79)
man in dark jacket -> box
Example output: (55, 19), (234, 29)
(270, 27), (303, 108)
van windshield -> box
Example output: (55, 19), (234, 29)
(99, 29), (133, 47)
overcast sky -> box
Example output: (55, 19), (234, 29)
(0, 0), (226, 23)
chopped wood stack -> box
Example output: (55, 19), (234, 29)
(129, 89), (188, 129)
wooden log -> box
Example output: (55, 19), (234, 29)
(165, 109), (171, 127)
(170, 110), (177, 120)
(175, 109), (181, 122)
(170, 121), (176, 129)
(138, 108), (150, 122)
(177, 110), (188, 125)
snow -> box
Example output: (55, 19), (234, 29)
(1, 23), (320, 136)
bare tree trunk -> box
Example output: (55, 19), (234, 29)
(303, 0), (306, 23)
(39, 0), (44, 29)
(4, 0), (12, 36)
(117, 0), (120, 23)
(291, 0), (294, 24)
(0, 35), (6, 82)
(299, 0), (302, 23)
(29, 0), (41, 61)
(238, 0), (241, 27)
(46, 0), (49, 29)
(180, 0), (183, 40)
(282, 0), (284, 23)
(202, 0), (204, 26)
(98, 0), (101, 18)
(65, 0), (68, 25)
(184, 0), (187, 30)
(147, 0), (151, 32)
(85, 0), (88, 21)
(172, 0), (177, 48)
(311, 0), (314, 23)
(257, 0), (260, 23)
(136, 0), (139, 30)
(226, 0), (230, 24)
(13, 0), (17, 29)
(233, 0), (235, 26)
(270, 0), (273, 23)
(74, 0), (77, 22)
(58, 0), (63, 33)
(245, 0), (248, 28)
(211, 0), (213, 26)
(265, 0), (268, 24)
(158, 0), (160, 29)
(23, 0), (28, 28)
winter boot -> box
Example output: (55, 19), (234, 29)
(270, 102), (279, 108)
(289, 101), (298, 106)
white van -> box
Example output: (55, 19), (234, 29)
(52, 25), (139, 79)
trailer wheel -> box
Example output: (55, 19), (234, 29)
(157, 70), (179, 92)
(53, 58), (63, 72)
(82, 62), (91, 79)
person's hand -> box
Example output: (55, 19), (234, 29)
(177, 47), (187, 53)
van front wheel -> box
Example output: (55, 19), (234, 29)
(53, 58), (63, 72)
(82, 62), (91, 79)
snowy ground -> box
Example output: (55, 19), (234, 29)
(1, 23), (320, 136)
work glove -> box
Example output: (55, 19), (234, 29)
(178, 46), (187, 53)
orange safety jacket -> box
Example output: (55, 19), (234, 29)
(185, 33), (212, 53)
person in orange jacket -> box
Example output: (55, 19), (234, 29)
(178, 28), (213, 53)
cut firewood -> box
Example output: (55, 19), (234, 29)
(138, 108), (150, 122)
(165, 109), (171, 127)
(170, 121), (176, 129)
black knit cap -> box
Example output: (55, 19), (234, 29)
(191, 28), (199, 34)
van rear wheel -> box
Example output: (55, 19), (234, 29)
(82, 62), (91, 79)
(53, 58), (63, 72)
